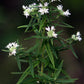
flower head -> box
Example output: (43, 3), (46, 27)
(38, 2), (49, 15)
(6, 42), (19, 56)
(22, 3), (37, 18)
(45, 26), (58, 38)
(63, 9), (71, 16)
(57, 5), (71, 17)
(38, 8), (49, 15)
(71, 31), (82, 41)
(51, 0), (61, 2)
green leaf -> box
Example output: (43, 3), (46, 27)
(61, 22), (74, 28)
(16, 67), (30, 84)
(25, 36), (48, 40)
(19, 59), (28, 63)
(29, 56), (34, 78)
(49, 40), (58, 59)
(34, 29), (41, 35)
(54, 60), (63, 80)
(39, 15), (46, 32)
(26, 43), (39, 53)
(38, 71), (53, 81)
(54, 22), (74, 28)
(2, 49), (9, 52)
(11, 72), (23, 75)
(62, 70), (71, 79)
(45, 41), (55, 68)
(69, 45), (78, 59)
(56, 30), (64, 35)
(56, 78), (77, 83)
(21, 77), (37, 84)
(17, 25), (28, 28)
(16, 55), (21, 71)
(16, 61), (39, 84)
(25, 18), (33, 32)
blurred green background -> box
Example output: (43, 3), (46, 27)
(0, 0), (84, 84)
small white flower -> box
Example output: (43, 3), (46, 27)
(51, 0), (61, 2)
(45, 26), (58, 38)
(71, 31), (82, 41)
(57, 5), (63, 10)
(44, 2), (49, 7)
(63, 9), (71, 16)
(38, 3), (43, 7)
(6, 42), (19, 56)
(22, 3), (37, 18)
(38, 8), (49, 15)
(57, 5), (71, 17)
(22, 5), (28, 10)
(36, 81), (40, 83)
(38, 2), (49, 15)
(23, 8), (31, 18)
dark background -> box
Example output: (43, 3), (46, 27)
(0, 0), (84, 84)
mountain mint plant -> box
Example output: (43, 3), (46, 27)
(3, 0), (82, 84)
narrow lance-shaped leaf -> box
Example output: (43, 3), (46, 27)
(38, 71), (53, 81)
(29, 56), (34, 78)
(25, 18), (33, 32)
(11, 72), (23, 75)
(16, 55), (21, 71)
(49, 40), (58, 59)
(39, 16), (46, 32)
(17, 25), (28, 28)
(54, 60), (63, 80)
(45, 41), (55, 68)
(56, 78), (78, 83)
(25, 42), (39, 53)
(69, 44), (78, 59)
(25, 35), (48, 40)
(16, 61), (40, 84)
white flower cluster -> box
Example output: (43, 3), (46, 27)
(71, 32), (82, 41)
(38, 2), (49, 15)
(22, 3), (37, 18)
(6, 42), (19, 56)
(51, 0), (61, 2)
(57, 5), (71, 17)
(22, 2), (49, 18)
(37, 0), (61, 2)
(45, 26), (58, 38)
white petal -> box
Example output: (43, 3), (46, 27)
(22, 5), (26, 10)
(45, 26), (50, 31)
(44, 2), (49, 7)
(52, 32), (58, 38)
(77, 36), (82, 41)
(38, 3), (43, 7)
(57, 5), (63, 10)
(63, 10), (71, 16)
(11, 50), (16, 56)
(76, 31), (81, 36)
(51, 26), (55, 31)
(58, 0), (61, 2)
